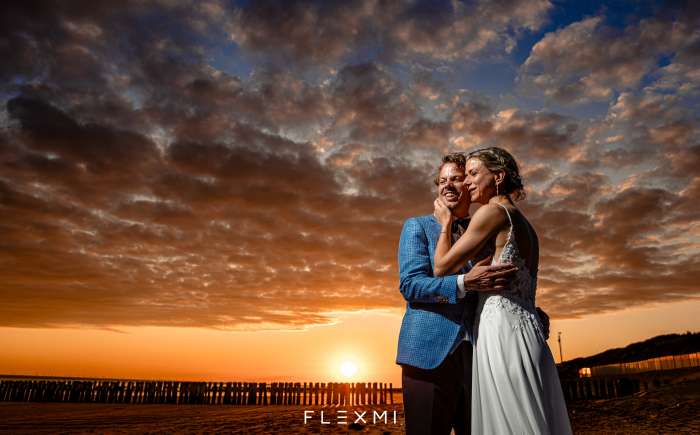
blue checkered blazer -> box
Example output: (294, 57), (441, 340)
(396, 214), (479, 370)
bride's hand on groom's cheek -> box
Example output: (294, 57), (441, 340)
(433, 198), (451, 225)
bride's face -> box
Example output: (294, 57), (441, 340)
(465, 158), (496, 204)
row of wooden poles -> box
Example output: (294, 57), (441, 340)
(2, 377), (675, 404)
(588, 352), (700, 377)
(561, 377), (667, 401)
(0, 380), (396, 406)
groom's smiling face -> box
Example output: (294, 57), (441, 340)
(438, 163), (471, 216)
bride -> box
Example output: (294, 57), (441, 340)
(433, 147), (572, 435)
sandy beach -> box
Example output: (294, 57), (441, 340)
(0, 403), (406, 434)
(566, 373), (700, 435)
(2, 374), (700, 434)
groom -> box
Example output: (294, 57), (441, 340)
(396, 152), (549, 435)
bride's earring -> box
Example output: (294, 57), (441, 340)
(495, 179), (499, 199)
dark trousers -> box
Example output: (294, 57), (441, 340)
(402, 341), (473, 435)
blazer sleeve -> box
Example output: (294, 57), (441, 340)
(398, 217), (460, 304)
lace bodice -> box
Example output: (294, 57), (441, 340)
(473, 203), (540, 331)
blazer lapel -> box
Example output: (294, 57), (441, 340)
(430, 213), (471, 274)
(428, 213), (441, 233)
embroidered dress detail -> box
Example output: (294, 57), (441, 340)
(471, 203), (572, 435)
(475, 203), (540, 332)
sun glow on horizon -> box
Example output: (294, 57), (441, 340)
(339, 361), (357, 377)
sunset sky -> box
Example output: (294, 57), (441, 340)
(1, 0), (700, 386)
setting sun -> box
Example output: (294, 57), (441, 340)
(340, 361), (357, 377)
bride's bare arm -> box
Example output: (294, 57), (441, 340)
(433, 202), (508, 277)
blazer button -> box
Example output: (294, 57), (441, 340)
(455, 315), (462, 321)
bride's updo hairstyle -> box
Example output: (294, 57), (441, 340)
(466, 147), (526, 202)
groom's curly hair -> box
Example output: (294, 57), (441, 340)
(433, 152), (469, 186)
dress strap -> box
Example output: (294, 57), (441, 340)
(496, 203), (513, 245)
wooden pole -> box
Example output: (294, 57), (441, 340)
(226, 382), (232, 405)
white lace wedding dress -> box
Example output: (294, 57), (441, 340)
(471, 204), (572, 434)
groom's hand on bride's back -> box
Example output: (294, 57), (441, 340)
(463, 256), (518, 291)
